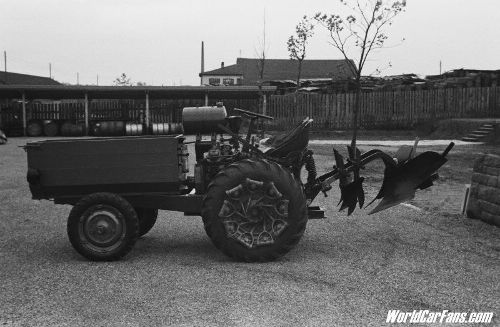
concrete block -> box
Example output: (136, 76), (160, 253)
(471, 173), (487, 186)
(484, 174), (499, 187)
(466, 198), (480, 219)
(477, 185), (500, 206)
(483, 154), (500, 168)
(480, 211), (500, 227)
(473, 156), (487, 172)
(477, 199), (500, 216)
(484, 166), (500, 177)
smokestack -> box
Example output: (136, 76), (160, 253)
(221, 62), (224, 68)
(201, 41), (205, 73)
(200, 41), (204, 86)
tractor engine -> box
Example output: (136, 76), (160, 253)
(182, 104), (245, 194)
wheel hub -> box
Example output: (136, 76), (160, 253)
(82, 208), (124, 247)
(218, 178), (289, 249)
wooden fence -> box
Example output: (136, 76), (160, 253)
(1, 86), (499, 132)
(267, 86), (500, 130)
(0, 98), (259, 125)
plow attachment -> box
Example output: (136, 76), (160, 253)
(306, 142), (454, 215)
(334, 148), (365, 215)
(367, 150), (448, 214)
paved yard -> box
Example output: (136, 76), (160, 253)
(0, 137), (499, 326)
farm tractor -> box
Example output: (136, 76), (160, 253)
(25, 104), (454, 262)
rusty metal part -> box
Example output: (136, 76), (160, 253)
(218, 178), (289, 249)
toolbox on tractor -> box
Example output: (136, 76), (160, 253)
(25, 103), (454, 262)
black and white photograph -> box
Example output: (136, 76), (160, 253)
(0, 0), (499, 325)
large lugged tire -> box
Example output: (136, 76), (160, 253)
(67, 192), (139, 261)
(202, 159), (308, 262)
(135, 207), (158, 237)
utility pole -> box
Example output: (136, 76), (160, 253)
(3, 51), (6, 84)
(77, 72), (79, 85)
(439, 61), (442, 75)
(96, 74), (99, 86)
(49, 63), (52, 79)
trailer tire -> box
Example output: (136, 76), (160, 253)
(135, 208), (158, 237)
(67, 192), (139, 261)
(202, 159), (307, 262)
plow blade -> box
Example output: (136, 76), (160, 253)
(368, 151), (448, 215)
(339, 177), (365, 215)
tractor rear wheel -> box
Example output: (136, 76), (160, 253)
(202, 159), (307, 262)
(135, 207), (158, 237)
(67, 192), (139, 261)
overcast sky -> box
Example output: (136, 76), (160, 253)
(1, 0), (499, 85)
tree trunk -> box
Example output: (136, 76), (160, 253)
(296, 60), (303, 92)
(350, 77), (362, 158)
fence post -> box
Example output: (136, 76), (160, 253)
(145, 92), (150, 132)
(263, 94), (267, 116)
(84, 93), (89, 136)
(22, 92), (27, 136)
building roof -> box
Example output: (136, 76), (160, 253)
(0, 85), (276, 100)
(200, 58), (355, 84)
(0, 71), (60, 85)
(200, 64), (243, 76)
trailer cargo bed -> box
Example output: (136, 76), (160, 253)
(26, 135), (186, 200)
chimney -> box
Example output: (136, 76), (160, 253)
(200, 41), (204, 85)
(201, 41), (205, 73)
(221, 62), (224, 68)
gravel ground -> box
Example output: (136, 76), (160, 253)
(1, 137), (499, 326)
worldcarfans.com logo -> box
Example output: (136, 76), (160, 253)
(386, 310), (494, 324)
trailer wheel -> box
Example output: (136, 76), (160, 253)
(67, 192), (139, 261)
(202, 159), (307, 262)
(135, 208), (158, 237)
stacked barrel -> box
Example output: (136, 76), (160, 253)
(23, 120), (183, 137)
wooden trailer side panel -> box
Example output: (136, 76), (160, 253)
(26, 136), (184, 199)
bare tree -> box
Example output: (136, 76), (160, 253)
(287, 16), (314, 91)
(314, 0), (406, 152)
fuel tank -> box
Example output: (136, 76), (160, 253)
(182, 105), (227, 134)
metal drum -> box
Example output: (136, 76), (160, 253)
(61, 122), (85, 136)
(26, 120), (43, 137)
(43, 120), (59, 137)
(125, 123), (143, 136)
(92, 121), (125, 136)
(182, 105), (227, 134)
(169, 122), (184, 134)
(152, 123), (170, 135)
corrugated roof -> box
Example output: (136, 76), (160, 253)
(200, 58), (355, 85)
(0, 85), (276, 100)
(0, 71), (60, 85)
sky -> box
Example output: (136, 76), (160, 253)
(1, 0), (499, 86)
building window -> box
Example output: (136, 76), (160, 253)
(209, 78), (220, 86)
(223, 78), (234, 86)
(236, 78), (243, 85)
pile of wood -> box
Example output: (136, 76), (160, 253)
(426, 69), (500, 88)
(269, 68), (500, 94)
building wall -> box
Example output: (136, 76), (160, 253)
(201, 75), (243, 86)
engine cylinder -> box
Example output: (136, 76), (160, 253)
(182, 106), (227, 134)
